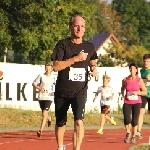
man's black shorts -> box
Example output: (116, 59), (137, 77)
(141, 96), (150, 111)
(39, 100), (52, 112)
(54, 94), (86, 127)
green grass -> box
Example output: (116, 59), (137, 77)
(0, 108), (150, 128)
(133, 144), (149, 150)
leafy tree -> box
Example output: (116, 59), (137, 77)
(0, 7), (11, 61)
(0, 0), (97, 64)
(97, 55), (115, 67)
(93, 1), (122, 42)
(97, 41), (126, 67)
(125, 45), (149, 67)
(112, 0), (150, 47)
(97, 42), (149, 67)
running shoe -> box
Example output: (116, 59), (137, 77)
(48, 120), (51, 127)
(97, 129), (103, 134)
(110, 117), (116, 125)
(135, 132), (143, 139)
(131, 137), (136, 144)
(37, 130), (42, 137)
(124, 133), (131, 143)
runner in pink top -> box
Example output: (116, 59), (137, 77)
(121, 62), (147, 144)
(124, 76), (142, 104)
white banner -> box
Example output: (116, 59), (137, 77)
(0, 63), (145, 112)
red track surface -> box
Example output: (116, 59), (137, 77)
(0, 129), (150, 150)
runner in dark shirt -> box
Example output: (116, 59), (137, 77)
(51, 15), (98, 150)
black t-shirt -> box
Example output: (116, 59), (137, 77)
(51, 38), (97, 98)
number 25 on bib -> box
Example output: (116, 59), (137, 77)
(69, 67), (85, 82)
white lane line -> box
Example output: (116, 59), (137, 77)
(66, 143), (72, 146)
(86, 140), (96, 142)
(5, 142), (11, 144)
(14, 140), (24, 142)
(105, 138), (116, 140)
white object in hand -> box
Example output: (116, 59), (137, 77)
(80, 50), (88, 55)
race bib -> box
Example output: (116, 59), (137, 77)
(127, 92), (138, 100)
(143, 79), (150, 86)
(100, 100), (105, 105)
(101, 97), (111, 105)
(69, 67), (85, 82)
(39, 88), (53, 100)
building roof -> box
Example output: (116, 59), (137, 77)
(88, 33), (123, 51)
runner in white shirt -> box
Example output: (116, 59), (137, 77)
(93, 75), (116, 134)
(32, 62), (55, 137)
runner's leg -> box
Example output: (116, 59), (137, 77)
(71, 94), (86, 150)
(55, 97), (70, 149)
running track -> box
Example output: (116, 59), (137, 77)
(0, 129), (150, 150)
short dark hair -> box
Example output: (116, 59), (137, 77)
(69, 14), (85, 26)
(143, 54), (150, 60)
(129, 62), (138, 74)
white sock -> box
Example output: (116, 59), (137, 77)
(57, 146), (64, 150)
(110, 117), (114, 121)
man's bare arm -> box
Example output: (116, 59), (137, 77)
(89, 60), (97, 71)
(53, 58), (75, 72)
(53, 52), (88, 72)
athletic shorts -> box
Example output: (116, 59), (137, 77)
(39, 100), (52, 112)
(141, 96), (150, 110)
(54, 94), (86, 127)
(101, 105), (110, 114)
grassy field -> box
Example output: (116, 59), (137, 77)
(133, 144), (150, 150)
(0, 108), (150, 128)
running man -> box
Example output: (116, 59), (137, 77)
(121, 62), (147, 143)
(93, 74), (116, 135)
(32, 62), (55, 137)
(51, 15), (98, 150)
(136, 54), (150, 139)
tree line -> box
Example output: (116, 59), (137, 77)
(0, 0), (150, 66)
